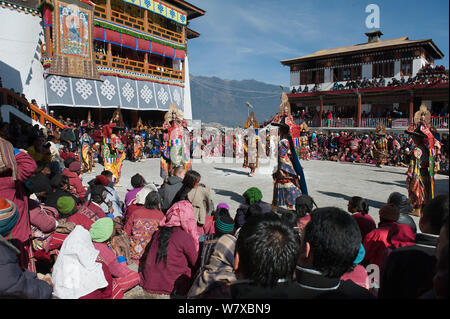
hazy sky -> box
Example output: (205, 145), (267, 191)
(186, 0), (449, 87)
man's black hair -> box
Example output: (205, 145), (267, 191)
(101, 170), (114, 178)
(131, 173), (145, 189)
(235, 213), (300, 288)
(144, 191), (161, 210)
(303, 207), (361, 278)
(422, 194), (449, 234)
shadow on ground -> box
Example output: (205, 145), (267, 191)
(317, 191), (386, 209)
(214, 167), (249, 176)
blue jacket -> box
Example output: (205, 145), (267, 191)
(0, 237), (52, 298)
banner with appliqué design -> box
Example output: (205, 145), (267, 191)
(45, 74), (184, 112)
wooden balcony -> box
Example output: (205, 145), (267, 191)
(94, 5), (184, 46)
(95, 52), (184, 81)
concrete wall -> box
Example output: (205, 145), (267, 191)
(0, 7), (45, 106)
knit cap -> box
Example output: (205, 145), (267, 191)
(379, 203), (400, 222)
(57, 196), (77, 216)
(0, 198), (19, 236)
(243, 187), (263, 205)
(93, 175), (109, 186)
(89, 218), (114, 243)
(215, 214), (235, 235)
(216, 203), (230, 211)
(69, 161), (81, 172)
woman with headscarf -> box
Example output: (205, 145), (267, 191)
(89, 218), (140, 299)
(187, 234), (237, 297)
(0, 137), (37, 271)
(234, 187), (272, 229)
(140, 200), (199, 298)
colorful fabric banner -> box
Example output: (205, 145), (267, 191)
(49, 0), (101, 80)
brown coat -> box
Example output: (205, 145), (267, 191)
(187, 185), (213, 225)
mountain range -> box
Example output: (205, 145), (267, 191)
(190, 75), (288, 127)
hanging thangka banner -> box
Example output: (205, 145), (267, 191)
(48, 0), (101, 80)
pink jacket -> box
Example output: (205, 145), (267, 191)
(0, 151), (37, 242)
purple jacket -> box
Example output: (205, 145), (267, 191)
(125, 187), (143, 207)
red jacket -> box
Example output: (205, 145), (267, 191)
(0, 152), (37, 242)
(62, 168), (86, 201)
(363, 222), (415, 269)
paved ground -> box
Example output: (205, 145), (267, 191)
(82, 156), (449, 298)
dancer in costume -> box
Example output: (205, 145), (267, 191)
(271, 90), (308, 212)
(80, 125), (94, 173)
(243, 111), (259, 177)
(299, 122), (309, 160)
(272, 121), (308, 211)
(133, 131), (144, 162)
(373, 123), (388, 167)
(160, 103), (191, 181)
(405, 104), (438, 216)
(102, 109), (125, 185)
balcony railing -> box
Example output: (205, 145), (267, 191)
(94, 5), (184, 45)
(431, 116), (449, 129)
(95, 52), (184, 81)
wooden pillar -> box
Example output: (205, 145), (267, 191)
(357, 93), (362, 128)
(97, 108), (102, 124)
(144, 9), (148, 32)
(144, 52), (148, 73)
(107, 42), (112, 67)
(182, 26), (186, 45)
(131, 110), (138, 128)
(45, 26), (52, 58)
(319, 96), (324, 127)
(409, 92), (414, 124)
(106, 0), (111, 20)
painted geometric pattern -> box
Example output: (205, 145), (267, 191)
(100, 79), (116, 101)
(122, 82), (135, 103)
(75, 79), (93, 100)
(121, 0), (187, 25)
(45, 75), (184, 111)
(49, 76), (68, 98)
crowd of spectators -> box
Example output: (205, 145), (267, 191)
(290, 64), (449, 94)
(1, 115), (448, 300)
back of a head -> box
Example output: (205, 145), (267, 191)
(235, 214), (300, 288)
(349, 196), (369, 215)
(379, 249), (436, 299)
(90, 184), (106, 203)
(182, 170), (201, 188)
(281, 210), (301, 228)
(131, 174), (145, 189)
(304, 207), (361, 278)
(295, 195), (316, 217)
(173, 166), (186, 178)
(101, 170), (113, 179)
(50, 174), (68, 190)
(144, 191), (161, 210)
(421, 194), (449, 234)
